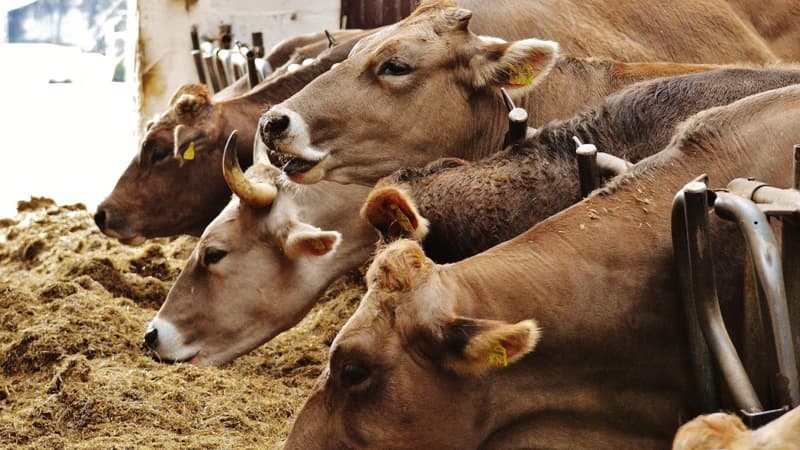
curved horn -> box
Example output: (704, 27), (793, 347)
(222, 130), (277, 208)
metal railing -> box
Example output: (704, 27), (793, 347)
(189, 25), (274, 93)
(671, 144), (800, 427)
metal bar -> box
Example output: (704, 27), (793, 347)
(728, 178), (800, 213)
(500, 88), (528, 147)
(683, 182), (763, 413)
(246, 50), (259, 89)
(596, 152), (631, 178)
(507, 108), (528, 145)
(714, 191), (800, 408)
(203, 53), (221, 93)
(190, 26), (206, 84)
(574, 137), (600, 197)
(214, 48), (230, 88)
(671, 181), (719, 413)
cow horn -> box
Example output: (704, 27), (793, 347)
(324, 29), (337, 48)
(223, 130), (277, 208)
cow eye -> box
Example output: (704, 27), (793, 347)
(340, 362), (371, 388)
(379, 60), (411, 76)
(203, 247), (228, 266)
(150, 147), (171, 164)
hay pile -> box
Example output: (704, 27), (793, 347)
(0, 198), (364, 449)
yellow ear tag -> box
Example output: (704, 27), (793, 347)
(390, 204), (414, 234)
(182, 141), (196, 161)
(508, 62), (536, 86)
(487, 342), (508, 368)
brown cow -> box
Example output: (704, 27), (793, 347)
(142, 134), (376, 366)
(259, 0), (777, 185)
(96, 51), (721, 243)
(672, 406), (800, 450)
(264, 29), (369, 72)
(94, 30), (373, 244)
(141, 66), (800, 366)
(727, 0), (800, 61)
(282, 85), (800, 449)
(141, 65), (791, 365)
(363, 67), (800, 262)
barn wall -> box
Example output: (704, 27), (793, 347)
(136, 0), (339, 131)
(340, 0), (417, 29)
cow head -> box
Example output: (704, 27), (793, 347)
(260, 0), (558, 185)
(95, 83), (241, 244)
(144, 132), (376, 366)
(283, 239), (540, 449)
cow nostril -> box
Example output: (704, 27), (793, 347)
(144, 325), (158, 349)
(94, 208), (107, 231)
(261, 112), (290, 136)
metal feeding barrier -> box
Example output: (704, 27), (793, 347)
(189, 25), (274, 93)
(572, 137), (632, 197)
(671, 144), (800, 428)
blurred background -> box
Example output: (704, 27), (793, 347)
(0, 0), (398, 219)
(0, 0), (134, 218)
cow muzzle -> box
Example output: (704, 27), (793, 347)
(143, 318), (201, 364)
(257, 108), (328, 182)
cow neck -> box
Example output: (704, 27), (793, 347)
(433, 90), (800, 442)
(435, 149), (693, 445)
(466, 92), (509, 160)
(517, 56), (618, 127)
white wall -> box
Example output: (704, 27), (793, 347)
(136, 0), (339, 129)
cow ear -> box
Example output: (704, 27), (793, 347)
(282, 222), (341, 258)
(172, 124), (203, 163)
(470, 37), (558, 93)
(441, 317), (540, 376)
(169, 83), (211, 120)
(361, 186), (429, 242)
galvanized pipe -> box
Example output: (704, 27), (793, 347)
(715, 192), (800, 408)
(683, 182), (763, 413)
(574, 137), (600, 197)
(728, 178), (800, 214)
(671, 181), (719, 413)
(214, 48), (231, 88)
(203, 54), (221, 93)
(596, 152), (632, 178)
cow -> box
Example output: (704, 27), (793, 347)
(96, 50), (725, 244)
(362, 67), (800, 262)
(280, 84), (800, 449)
(672, 406), (800, 450)
(94, 30), (373, 245)
(258, 0), (777, 186)
(141, 67), (800, 366)
(264, 29), (370, 72)
(726, 0), (800, 61)
(142, 132), (376, 366)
